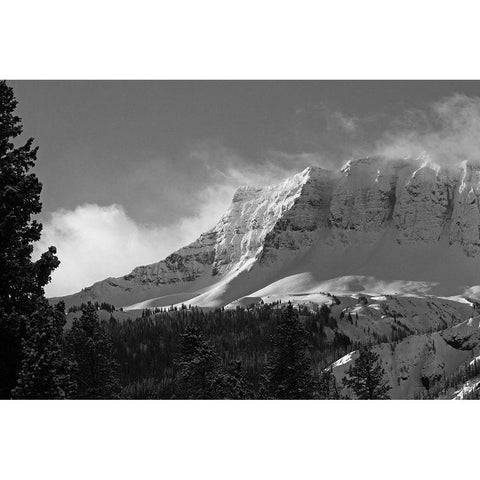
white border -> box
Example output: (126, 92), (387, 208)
(2, 0), (480, 79)
(2, 1), (480, 478)
(1, 400), (479, 479)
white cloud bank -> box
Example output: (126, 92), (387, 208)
(36, 188), (233, 297)
(39, 93), (480, 298)
(36, 146), (304, 299)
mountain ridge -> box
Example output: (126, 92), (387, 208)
(52, 157), (480, 310)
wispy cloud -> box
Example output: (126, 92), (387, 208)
(330, 111), (358, 133)
(375, 94), (480, 165)
(38, 93), (480, 297)
(187, 142), (316, 186)
(291, 103), (368, 162)
(37, 143), (314, 297)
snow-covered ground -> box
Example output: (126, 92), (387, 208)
(53, 159), (480, 311)
(52, 158), (480, 398)
(331, 314), (480, 399)
(452, 377), (480, 399)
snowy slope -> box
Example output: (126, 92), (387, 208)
(330, 315), (480, 399)
(52, 157), (480, 310)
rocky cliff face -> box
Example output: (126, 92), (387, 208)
(54, 157), (480, 309)
(124, 230), (217, 286)
(261, 157), (480, 253)
(329, 158), (407, 244)
(449, 161), (480, 256)
(210, 167), (325, 274)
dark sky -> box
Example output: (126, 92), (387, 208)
(12, 80), (480, 223)
(10, 80), (480, 295)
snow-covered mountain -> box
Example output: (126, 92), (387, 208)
(53, 156), (480, 311)
(331, 312), (480, 399)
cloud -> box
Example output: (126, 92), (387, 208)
(375, 94), (480, 165)
(115, 143), (305, 226)
(36, 189), (231, 297)
(263, 150), (338, 172)
(39, 93), (480, 298)
(331, 111), (358, 133)
(36, 143), (323, 298)
(35, 144), (317, 298)
(294, 104), (358, 133)
(188, 142), (320, 187)
(291, 103), (368, 163)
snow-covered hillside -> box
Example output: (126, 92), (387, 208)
(52, 157), (480, 311)
(331, 314), (480, 399)
(51, 156), (480, 399)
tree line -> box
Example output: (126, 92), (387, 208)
(115, 301), (390, 399)
(0, 80), (391, 400)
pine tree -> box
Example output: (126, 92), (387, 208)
(342, 346), (391, 399)
(262, 302), (316, 399)
(12, 301), (76, 399)
(0, 81), (60, 398)
(175, 326), (222, 399)
(319, 304), (331, 326)
(318, 368), (339, 399)
(65, 302), (120, 399)
(175, 326), (252, 399)
(212, 360), (254, 399)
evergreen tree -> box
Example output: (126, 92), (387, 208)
(119, 378), (165, 399)
(262, 302), (316, 399)
(319, 304), (331, 326)
(212, 360), (254, 399)
(175, 326), (252, 399)
(0, 81), (60, 398)
(317, 368), (339, 399)
(342, 346), (391, 399)
(175, 326), (222, 399)
(65, 302), (120, 399)
(12, 301), (76, 399)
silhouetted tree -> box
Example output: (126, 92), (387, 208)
(120, 378), (165, 399)
(175, 326), (252, 399)
(0, 81), (60, 398)
(212, 360), (254, 399)
(342, 346), (391, 399)
(319, 304), (331, 326)
(103, 303), (357, 398)
(318, 368), (339, 399)
(12, 301), (75, 399)
(65, 302), (120, 399)
(262, 303), (316, 399)
(175, 326), (222, 399)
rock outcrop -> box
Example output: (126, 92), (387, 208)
(53, 157), (480, 309)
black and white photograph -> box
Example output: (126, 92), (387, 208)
(2, 1), (480, 479)
(5, 79), (480, 401)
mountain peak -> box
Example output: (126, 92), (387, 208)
(54, 157), (480, 310)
